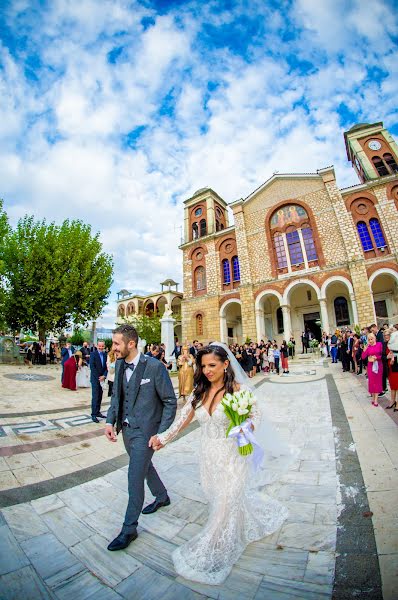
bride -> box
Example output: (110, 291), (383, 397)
(149, 342), (289, 585)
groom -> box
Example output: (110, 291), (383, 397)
(105, 324), (177, 550)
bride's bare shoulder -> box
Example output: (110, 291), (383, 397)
(233, 383), (241, 392)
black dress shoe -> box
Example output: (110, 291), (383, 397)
(142, 495), (170, 515)
(91, 416), (100, 423)
(97, 413), (107, 419)
(107, 531), (137, 551)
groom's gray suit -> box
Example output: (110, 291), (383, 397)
(107, 353), (177, 534)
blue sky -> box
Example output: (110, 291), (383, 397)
(1, 0), (397, 326)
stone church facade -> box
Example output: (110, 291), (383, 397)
(180, 121), (398, 345)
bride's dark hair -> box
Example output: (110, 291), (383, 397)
(192, 345), (235, 410)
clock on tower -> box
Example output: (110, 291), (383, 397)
(344, 122), (398, 182)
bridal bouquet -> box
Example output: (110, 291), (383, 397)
(222, 389), (256, 457)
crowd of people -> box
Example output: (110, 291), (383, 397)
(319, 323), (398, 409)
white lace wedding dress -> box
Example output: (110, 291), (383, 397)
(157, 390), (288, 585)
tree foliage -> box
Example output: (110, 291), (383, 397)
(0, 200), (10, 330)
(70, 328), (85, 346)
(124, 314), (161, 346)
(1, 216), (113, 340)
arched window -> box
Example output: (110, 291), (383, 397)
(372, 156), (389, 177)
(286, 229), (304, 265)
(192, 222), (198, 240)
(301, 226), (318, 261)
(118, 305), (125, 317)
(357, 221), (373, 251)
(276, 307), (284, 334)
(269, 204), (319, 274)
(195, 266), (206, 291)
(200, 219), (207, 237)
(232, 256), (240, 282)
(369, 218), (386, 248)
(334, 297), (350, 326)
(383, 153), (398, 174)
(196, 314), (203, 336)
(274, 233), (287, 269)
(222, 259), (231, 285)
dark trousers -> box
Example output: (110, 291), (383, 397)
(91, 379), (103, 417)
(122, 426), (167, 534)
(274, 357), (280, 374)
(382, 358), (388, 391)
(330, 346), (337, 363)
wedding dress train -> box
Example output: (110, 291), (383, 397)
(158, 393), (288, 585)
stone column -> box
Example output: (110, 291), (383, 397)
(319, 298), (330, 334)
(255, 308), (265, 342)
(281, 305), (292, 339)
(220, 314), (228, 344)
(161, 312), (176, 370)
(350, 295), (359, 325)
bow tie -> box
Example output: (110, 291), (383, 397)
(124, 362), (135, 371)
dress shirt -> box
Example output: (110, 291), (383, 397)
(125, 353), (141, 382)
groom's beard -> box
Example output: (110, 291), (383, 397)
(115, 343), (129, 359)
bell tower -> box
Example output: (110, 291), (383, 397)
(344, 121), (398, 183)
(183, 187), (229, 244)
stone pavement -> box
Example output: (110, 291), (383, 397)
(0, 360), (397, 599)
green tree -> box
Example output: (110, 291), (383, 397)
(0, 200), (10, 330)
(124, 314), (161, 346)
(2, 217), (113, 340)
(70, 328), (85, 346)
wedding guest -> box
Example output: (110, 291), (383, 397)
(288, 336), (296, 358)
(386, 330), (398, 411)
(106, 348), (116, 397)
(330, 332), (338, 363)
(352, 334), (360, 375)
(362, 333), (383, 406)
(62, 351), (82, 391)
(380, 330), (390, 397)
(49, 342), (56, 364)
(273, 344), (280, 375)
(177, 345), (195, 401)
(240, 344), (253, 378)
(267, 344), (274, 373)
(280, 340), (289, 374)
(81, 341), (91, 366)
(61, 342), (74, 382)
(90, 340), (108, 422)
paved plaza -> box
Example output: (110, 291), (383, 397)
(0, 359), (397, 599)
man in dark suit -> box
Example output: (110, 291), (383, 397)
(105, 324), (177, 551)
(90, 340), (108, 422)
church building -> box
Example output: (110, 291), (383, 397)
(180, 121), (398, 344)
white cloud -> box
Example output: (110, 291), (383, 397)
(1, 0), (397, 327)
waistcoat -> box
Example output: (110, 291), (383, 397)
(121, 367), (139, 427)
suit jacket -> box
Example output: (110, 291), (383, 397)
(90, 348), (108, 381)
(107, 354), (177, 436)
(61, 346), (75, 365)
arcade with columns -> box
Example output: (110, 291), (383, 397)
(180, 121), (398, 345)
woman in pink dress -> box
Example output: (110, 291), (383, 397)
(361, 333), (383, 406)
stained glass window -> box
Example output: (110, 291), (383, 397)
(232, 256), (240, 281)
(286, 230), (304, 265)
(195, 266), (206, 290)
(369, 218), (386, 248)
(222, 259), (231, 284)
(301, 227), (318, 261)
(274, 233), (288, 269)
(357, 222), (373, 252)
(196, 314), (203, 335)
